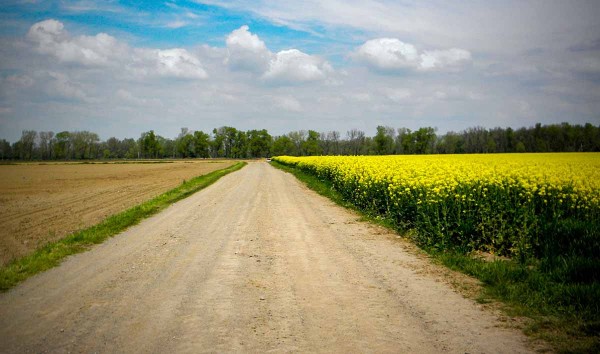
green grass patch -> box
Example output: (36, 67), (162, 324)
(0, 161), (246, 291)
(436, 251), (600, 353)
(271, 160), (600, 353)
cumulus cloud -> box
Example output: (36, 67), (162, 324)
(224, 25), (332, 84)
(263, 49), (332, 83)
(225, 25), (271, 72)
(26, 19), (207, 79)
(355, 38), (471, 72)
(27, 19), (125, 67)
(355, 38), (420, 70)
(154, 48), (208, 79)
(27, 19), (65, 44)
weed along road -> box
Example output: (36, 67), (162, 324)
(0, 162), (532, 353)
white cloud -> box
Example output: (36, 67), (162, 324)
(225, 25), (270, 72)
(355, 38), (471, 72)
(26, 19), (207, 79)
(1, 11), (596, 142)
(154, 48), (208, 79)
(226, 25), (268, 53)
(264, 49), (332, 83)
(27, 19), (65, 43)
(419, 48), (471, 71)
(355, 38), (419, 70)
(224, 25), (333, 84)
(27, 19), (125, 67)
(196, 1), (600, 56)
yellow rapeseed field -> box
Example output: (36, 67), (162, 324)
(274, 153), (600, 258)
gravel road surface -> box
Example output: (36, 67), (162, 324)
(0, 162), (532, 353)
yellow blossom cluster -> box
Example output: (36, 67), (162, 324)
(274, 153), (600, 257)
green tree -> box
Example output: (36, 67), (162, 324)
(232, 130), (247, 158)
(302, 130), (322, 156)
(436, 132), (464, 154)
(287, 131), (306, 155)
(38, 131), (54, 160)
(106, 137), (120, 158)
(140, 130), (161, 158)
(486, 137), (497, 153)
(193, 131), (211, 158)
(247, 129), (272, 157)
(211, 128), (226, 157)
(346, 129), (366, 155)
(0, 139), (12, 160)
(374, 126), (394, 155)
(121, 138), (138, 158)
(396, 128), (413, 154)
(272, 135), (295, 156)
(53, 131), (71, 159)
(413, 127), (436, 154)
(70, 131), (99, 159)
(19, 130), (37, 160)
(176, 128), (195, 158)
(505, 127), (515, 152)
(212, 126), (241, 158)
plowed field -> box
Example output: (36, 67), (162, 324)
(0, 160), (233, 265)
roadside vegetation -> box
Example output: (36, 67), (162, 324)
(271, 155), (599, 353)
(0, 162), (246, 291)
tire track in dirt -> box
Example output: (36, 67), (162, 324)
(0, 162), (533, 353)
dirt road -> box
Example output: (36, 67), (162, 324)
(0, 162), (532, 353)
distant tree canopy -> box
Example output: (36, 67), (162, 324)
(1, 122), (598, 160)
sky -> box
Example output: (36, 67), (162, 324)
(0, 0), (599, 142)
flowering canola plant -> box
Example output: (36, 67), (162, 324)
(273, 153), (600, 259)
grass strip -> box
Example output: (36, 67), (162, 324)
(271, 160), (599, 353)
(0, 161), (246, 291)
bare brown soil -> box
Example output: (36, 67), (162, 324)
(0, 162), (534, 353)
(0, 160), (233, 265)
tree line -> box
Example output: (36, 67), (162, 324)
(1, 122), (598, 160)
